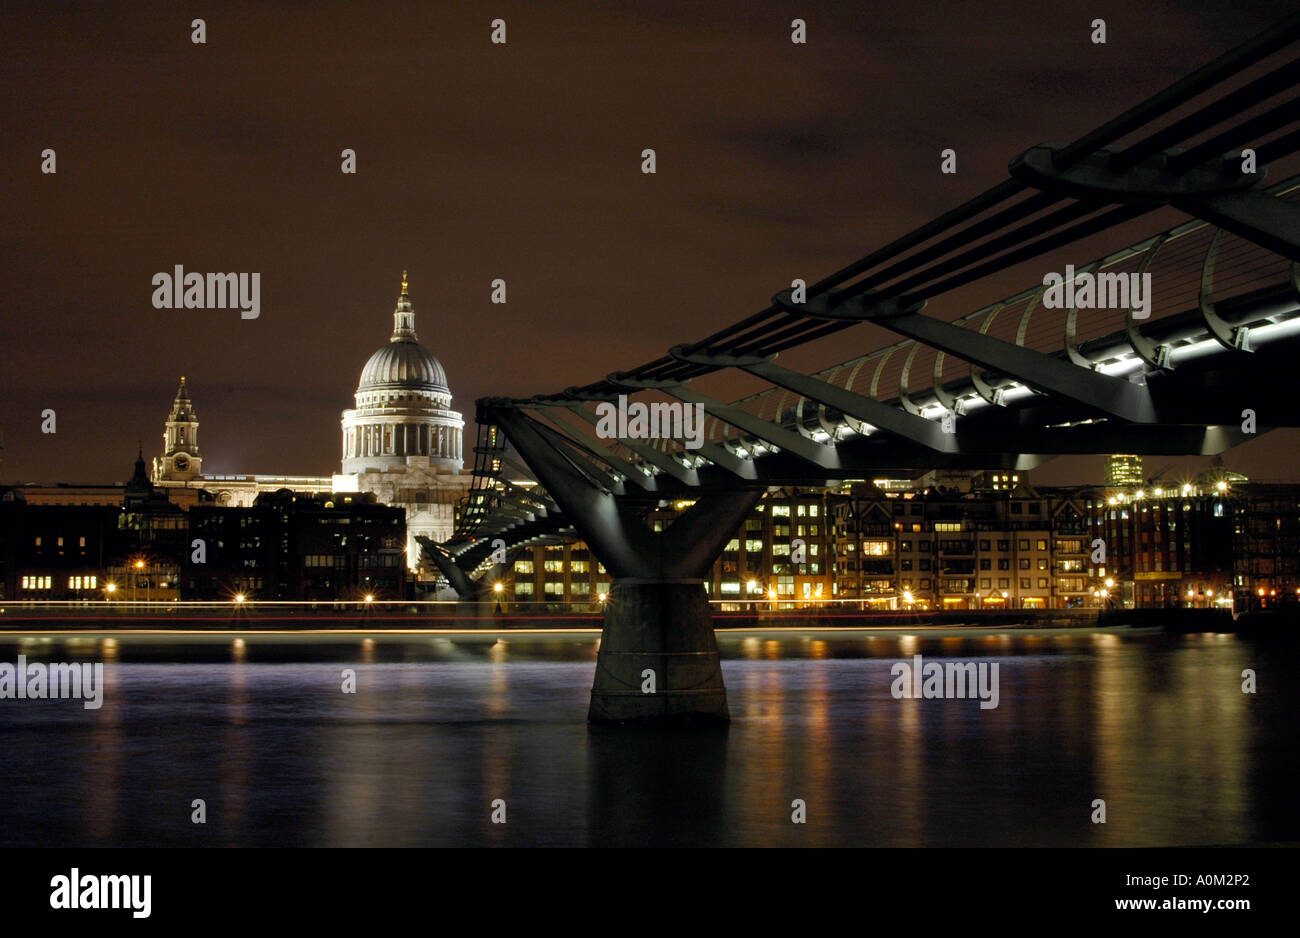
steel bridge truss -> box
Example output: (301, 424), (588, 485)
(450, 14), (1300, 589)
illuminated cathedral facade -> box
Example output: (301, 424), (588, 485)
(151, 273), (471, 573)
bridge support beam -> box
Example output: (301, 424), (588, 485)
(775, 291), (1160, 423)
(490, 404), (762, 723)
(418, 538), (478, 599)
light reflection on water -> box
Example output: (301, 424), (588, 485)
(0, 630), (1295, 847)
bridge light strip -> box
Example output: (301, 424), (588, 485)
(1171, 314), (1300, 365)
(1096, 355), (1145, 377)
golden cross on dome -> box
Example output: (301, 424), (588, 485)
(401, 270), (409, 294)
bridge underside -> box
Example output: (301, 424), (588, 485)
(445, 17), (1300, 722)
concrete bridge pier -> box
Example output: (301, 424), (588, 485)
(490, 407), (761, 723)
(590, 578), (727, 722)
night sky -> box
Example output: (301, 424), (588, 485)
(3, 0), (1298, 487)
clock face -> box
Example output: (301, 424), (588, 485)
(174, 455), (189, 472)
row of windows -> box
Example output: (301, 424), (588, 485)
(895, 538), (1052, 552)
(768, 505), (820, 518)
(305, 555), (348, 567)
(975, 577), (1050, 590)
(513, 558), (607, 575)
(514, 581), (609, 596)
(895, 576), (1067, 592)
(892, 502), (1044, 516)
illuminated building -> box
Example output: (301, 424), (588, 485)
(152, 377), (202, 482)
(0, 451), (186, 601)
(1089, 476), (1237, 609)
(1231, 482), (1300, 612)
(335, 272), (469, 563)
(143, 273), (470, 580)
(1105, 454), (1144, 488)
(150, 376), (334, 508)
(486, 479), (1096, 611)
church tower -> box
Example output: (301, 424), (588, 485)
(153, 376), (202, 482)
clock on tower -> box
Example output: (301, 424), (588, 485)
(153, 376), (203, 482)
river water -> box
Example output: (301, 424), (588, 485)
(1, 628), (1295, 847)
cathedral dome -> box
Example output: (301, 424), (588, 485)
(340, 271), (466, 477)
(358, 341), (448, 393)
(356, 271), (449, 394)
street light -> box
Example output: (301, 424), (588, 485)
(234, 593), (245, 604)
(131, 558), (149, 606)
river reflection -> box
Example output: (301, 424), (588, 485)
(0, 630), (1294, 846)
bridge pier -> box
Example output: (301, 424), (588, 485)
(590, 579), (727, 723)
(488, 407), (761, 724)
